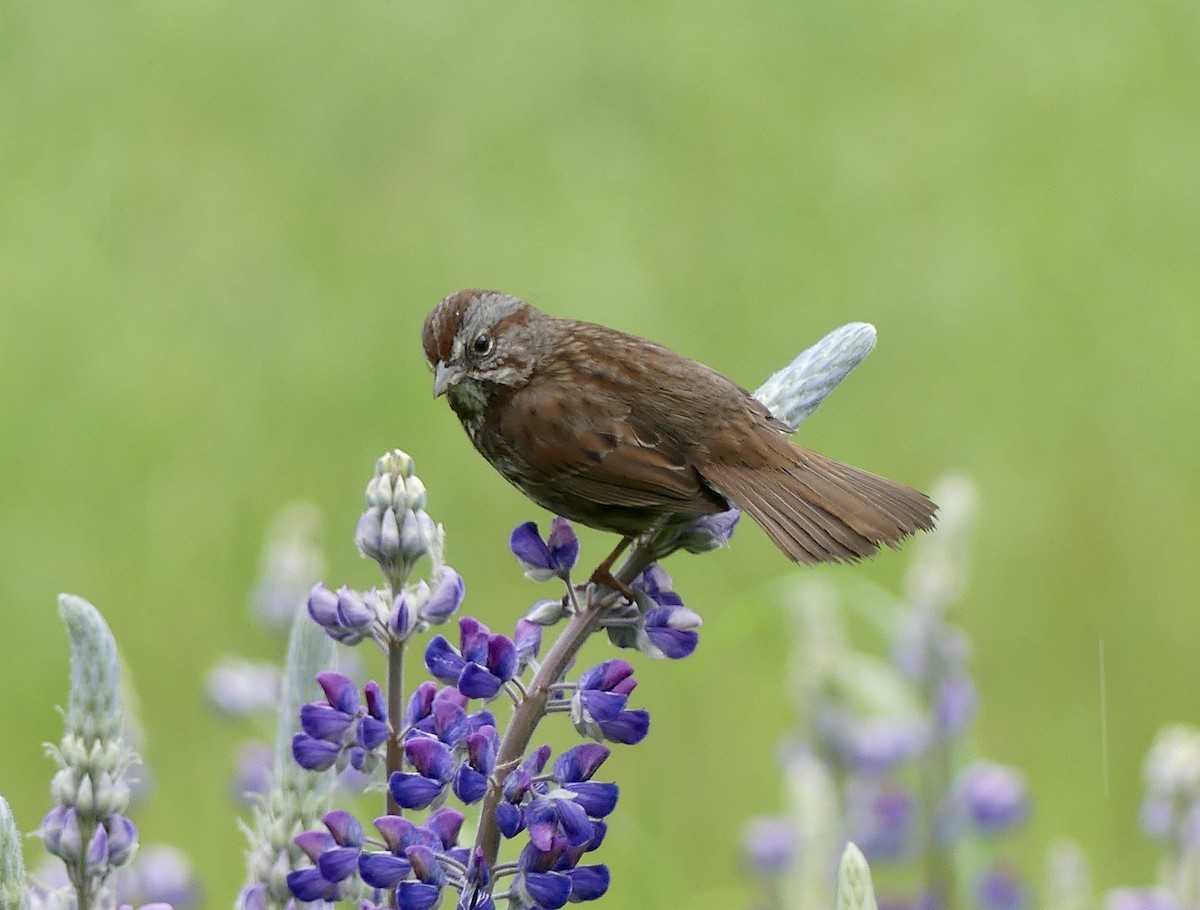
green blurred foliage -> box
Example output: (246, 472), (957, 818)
(1, 1), (1197, 906)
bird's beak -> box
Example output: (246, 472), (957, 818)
(432, 361), (463, 398)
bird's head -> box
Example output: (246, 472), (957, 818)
(422, 290), (541, 418)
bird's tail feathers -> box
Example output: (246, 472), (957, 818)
(702, 450), (936, 565)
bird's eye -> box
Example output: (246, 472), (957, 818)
(472, 333), (494, 356)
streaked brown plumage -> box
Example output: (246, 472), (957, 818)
(422, 289), (936, 567)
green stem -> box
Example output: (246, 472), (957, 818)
(386, 637), (406, 819)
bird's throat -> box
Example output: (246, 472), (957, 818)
(447, 378), (491, 430)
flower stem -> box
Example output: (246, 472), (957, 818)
(386, 637), (405, 818)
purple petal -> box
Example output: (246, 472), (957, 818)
(396, 881), (442, 910)
(39, 806), (67, 854)
(389, 773), (448, 810)
(681, 508), (740, 553)
(405, 844), (445, 885)
(335, 588), (376, 629)
(404, 737), (456, 782)
(546, 517), (580, 572)
(453, 764), (488, 804)
(458, 617), (491, 664)
(294, 830), (335, 863)
(317, 845), (361, 882)
(566, 782), (619, 818)
(357, 716), (390, 751)
(524, 870), (572, 909)
(300, 704), (353, 741)
(307, 583), (340, 626)
(553, 744), (610, 783)
(487, 634), (519, 682)
(86, 825), (108, 865)
(495, 802), (525, 838)
(286, 868), (337, 903)
(525, 744), (552, 775)
(578, 659), (635, 694)
(424, 636), (466, 685)
(364, 680), (387, 722)
(514, 619), (542, 661)
(432, 698), (470, 745)
(316, 671), (361, 715)
(422, 567), (465, 624)
(465, 727), (498, 774)
(599, 710), (651, 745)
(105, 814), (137, 866)
(358, 851), (412, 888)
(389, 591), (413, 638)
(374, 815), (421, 854)
(644, 625), (699, 660)
(578, 690), (628, 723)
(423, 807), (465, 848)
(404, 680), (437, 728)
(291, 734), (340, 771)
(510, 521), (554, 575)
(526, 801), (558, 852)
(457, 663), (503, 700)
(323, 810), (363, 847)
(555, 799), (595, 846)
(567, 865), (611, 901)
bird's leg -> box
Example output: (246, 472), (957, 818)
(588, 536), (635, 602)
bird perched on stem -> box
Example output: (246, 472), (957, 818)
(423, 289), (936, 589)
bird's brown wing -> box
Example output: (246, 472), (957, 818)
(494, 380), (723, 516)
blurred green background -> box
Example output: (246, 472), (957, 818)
(2, 0), (1198, 906)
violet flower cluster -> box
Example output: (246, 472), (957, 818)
(0, 595), (198, 910)
(275, 448), (721, 910)
(744, 476), (1032, 910)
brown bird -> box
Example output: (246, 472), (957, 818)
(422, 289), (935, 583)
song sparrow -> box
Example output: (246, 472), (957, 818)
(422, 289), (935, 580)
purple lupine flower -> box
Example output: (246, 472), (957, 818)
(516, 836), (610, 908)
(398, 843), (447, 910)
(306, 583), (380, 645)
(293, 672), (391, 773)
(632, 565), (681, 607)
(313, 810), (364, 884)
(571, 660), (650, 745)
(421, 566), (466, 624)
(551, 745), (619, 819)
(817, 707), (923, 775)
(641, 601), (702, 660)
(510, 518), (580, 581)
(514, 619), (543, 671)
(453, 724), (499, 804)
(496, 746), (553, 839)
(403, 683), (497, 761)
(955, 760), (1029, 834)
(976, 865), (1028, 910)
(845, 776), (917, 862)
(112, 844), (198, 909)
(425, 617), (518, 700)
(742, 817), (796, 875)
(390, 736), (457, 809)
(287, 811), (368, 901)
(678, 507), (740, 553)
